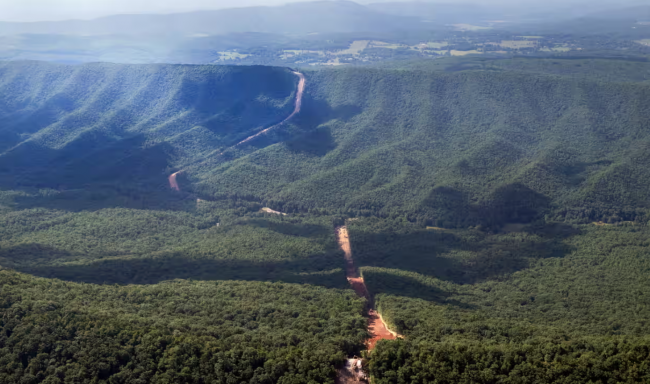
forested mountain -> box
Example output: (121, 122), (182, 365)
(351, 218), (650, 383)
(0, 61), (297, 191)
(1, 59), (650, 382)
(193, 65), (650, 228)
(366, 2), (504, 24)
(0, 269), (366, 383)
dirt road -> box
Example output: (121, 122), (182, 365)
(367, 310), (398, 350)
(335, 226), (398, 351)
(168, 70), (306, 192)
(168, 171), (182, 192)
(234, 71), (306, 147)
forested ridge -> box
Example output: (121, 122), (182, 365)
(1, 60), (650, 383)
(0, 61), (298, 190)
(349, 219), (650, 383)
(3, 61), (650, 229)
(194, 66), (650, 229)
(0, 269), (366, 383)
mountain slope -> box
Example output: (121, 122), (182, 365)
(0, 61), (298, 190)
(0, 269), (366, 383)
(2, 61), (650, 226)
(517, 5), (650, 36)
(193, 67), (650, 227)
(366, 2), (504, 24)
(2, 60), (650, 383)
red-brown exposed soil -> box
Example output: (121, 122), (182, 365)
(366, 310), (397, 350)
(348, 277), (370, 300)
(168, 171), (182, 191)
(335, 225), (399, 352)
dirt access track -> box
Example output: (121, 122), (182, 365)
(336, 226), (398, 351)
(168, 70), (306, 192)
(168, 171), (182, 192)
(235, 71), (306, 147)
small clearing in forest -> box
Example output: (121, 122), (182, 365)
(262, 207), (287, 216)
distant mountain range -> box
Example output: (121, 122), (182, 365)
(0, 0), (647, 38)
(0, 1), (420, 37)
(366, 2), (506, 24)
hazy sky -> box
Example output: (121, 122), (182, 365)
(0, 0), (639, 22)
(0, 0), (287, 21)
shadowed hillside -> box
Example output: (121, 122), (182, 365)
(0, 61), (298, 191)
(195, 67), (650, 228)
(2, 60), (650, 383)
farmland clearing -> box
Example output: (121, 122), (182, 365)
(453, 24), (492, 31)
(451, 49), (482, 56)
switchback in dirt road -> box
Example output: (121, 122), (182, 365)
(234, 71), (306, 147)
(168, 70), (306, 192)
(168, 171), (182, 192)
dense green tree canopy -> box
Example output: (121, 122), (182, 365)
(1, 59), (650, 383)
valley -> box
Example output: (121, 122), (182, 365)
(1, 53), (650, 383)
(167, 70), (306, 190)
(233, 71), (306, 146)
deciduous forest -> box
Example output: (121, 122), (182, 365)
(0, 59), (649, 383)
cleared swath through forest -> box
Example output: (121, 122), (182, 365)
(233, 71), (306, 147)
(168, 171), (182, 192)
(336, 225), (398, 350)
(167, 69), (398, 351)
(168, 70), (305, 191)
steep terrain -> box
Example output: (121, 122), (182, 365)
(195, 67), (650, 228)
(0, 61), (298, 192)
(1, 60), (650, 383)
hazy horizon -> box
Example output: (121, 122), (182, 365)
(0, 0), (645, 23)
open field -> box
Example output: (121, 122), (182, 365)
(283, 49), (324, 55)
(335, 40), (370, 55)
(540, 46), (572, 52)
(453, 24), (492, 31)
(451, 49), (482, 56)
(499, 40), (536, 49)
(319, 58), (349, 66)
(422, 50), (449, 55)
(370, 41), (404, 49)
(281, 50), (325, 59)
(421, 42), (448, 49)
